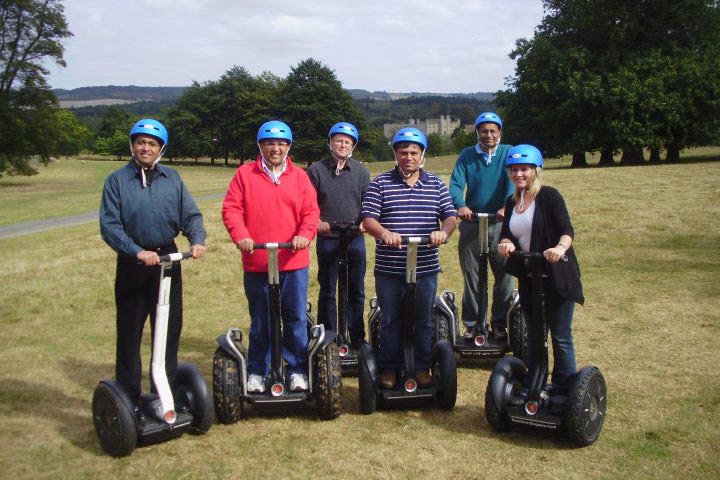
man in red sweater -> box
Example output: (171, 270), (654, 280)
(222, 120), (319, 393)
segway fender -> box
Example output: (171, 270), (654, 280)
(358, 343), (378, 386)
(216, 334), (243, 363)
(491, 356), (526, 411)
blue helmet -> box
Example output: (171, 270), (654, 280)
(505, 144), (544, 168)
(257, 120), (293, 143)
(328, 122), (359, 144)
(474, 112), (503, 130)
(130, 119), (168, 146)
(392, 127), (427, 151)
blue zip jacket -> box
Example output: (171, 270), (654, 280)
(449, 144), (514, 213)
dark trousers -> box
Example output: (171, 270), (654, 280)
(114, 253), (182, 404)
(316, 235), (367, 343)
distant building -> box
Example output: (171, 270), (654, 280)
(383, 115), (461, 139)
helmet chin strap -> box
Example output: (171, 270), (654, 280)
(130, 140), (166, 188)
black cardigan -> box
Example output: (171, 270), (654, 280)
(501, 186), (584, 305)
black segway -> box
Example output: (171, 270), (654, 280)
(92, 252), (213, 457)
(484, 251), (607, 447)
(358, 236), (457, 414)
(213, 242), (343, 422)
(434, 212), (527, 361)
(326, 222), (363, 376)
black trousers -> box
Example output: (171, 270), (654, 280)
(114, 248), (182, 404)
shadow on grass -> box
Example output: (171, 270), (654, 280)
(0, 377), (104, 456)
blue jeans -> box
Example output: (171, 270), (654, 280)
(375, 273), (437, 372)
(244, 268), (309, 377)
(458, 221), (514, 332)
(521, 285), (577, 391)
(316, 235), (366, 342)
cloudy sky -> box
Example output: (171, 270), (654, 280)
(47, 0), (545, 93)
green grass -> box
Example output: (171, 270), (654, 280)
(0, 153), (719, 479)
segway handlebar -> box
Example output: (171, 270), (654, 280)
(326, 222), (362, 237)
(379, 236), (435, 246)
(465, 212), (498, 223)
(252, 242), (293, 249)
(158, 251), (193, 262)
(510, 250), (568, 262)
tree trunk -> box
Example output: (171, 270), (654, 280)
(665, 144), (681, 163)
(598, 147), (615, 167)
(648, 148), (661, 163)
(570, 151), (587, 168)
(620, 146), (645, 165)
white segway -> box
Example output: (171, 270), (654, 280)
(92, 252), (213, 457)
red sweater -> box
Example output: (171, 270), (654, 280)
(222, 156), (319, 272)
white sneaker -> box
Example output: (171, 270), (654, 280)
(289, 373), (308, 392)
(247, 374), (265, 393)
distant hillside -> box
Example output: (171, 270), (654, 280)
(348, 89), (496, 101)
(53, 85), (186, 107)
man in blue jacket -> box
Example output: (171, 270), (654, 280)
(449, 112), (514, 340)
(100, 118), (206, 412)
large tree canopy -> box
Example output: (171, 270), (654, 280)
(0, 0), (73, 176)
(498, 0), (720, 165)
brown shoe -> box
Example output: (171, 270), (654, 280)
(416, 371), (433, 388)
(379, 370), (396, 389)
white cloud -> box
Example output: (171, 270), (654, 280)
(47, 0), (544, 92)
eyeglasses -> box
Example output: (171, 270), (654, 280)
(134, 139), (161, 148)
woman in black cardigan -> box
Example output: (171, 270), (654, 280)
(497, 144), (584, 393)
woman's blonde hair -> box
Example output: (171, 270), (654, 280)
(509, 165), (542, 203)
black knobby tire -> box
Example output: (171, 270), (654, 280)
(173, 362), (213, 433)
(315, 342), (344, 420)
(432, 305), (450, 345)
(212, 347), (244, 423)
(369, 308), (381, 351)
(357, 348), (377, 414)
(484, 374), (512, 432)
(92, 382), (137, 457)
(433, 341), (457, 410)
(564, 366), (607, 447)
(509, 304), (528, 364)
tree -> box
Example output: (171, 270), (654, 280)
(278, 58), (366, 165)
(94, 129), (127, 161)
(498, 0), (720, 166)
(0, 0), (73, 176)
(54, 108), (91, 156)
(97, 105), (130, 138)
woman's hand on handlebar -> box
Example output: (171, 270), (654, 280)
(498, 240), (515, 258)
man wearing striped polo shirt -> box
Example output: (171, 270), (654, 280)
(361, 127), (457, 389)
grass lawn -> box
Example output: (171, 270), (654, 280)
(0, 151), (718, 479)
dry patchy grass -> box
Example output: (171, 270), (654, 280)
(0, 157), (718, 479)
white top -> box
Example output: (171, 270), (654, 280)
(509, 201), (535, 251)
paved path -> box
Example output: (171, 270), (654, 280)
(0, 192), (224, 240)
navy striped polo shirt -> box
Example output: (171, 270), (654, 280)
(361, 167), (457, 277)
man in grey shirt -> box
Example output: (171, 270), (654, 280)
(307, 122), (370, 348)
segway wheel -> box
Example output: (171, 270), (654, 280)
(509, 304), (528, 365)
(174, 362), (213, 433)
(433, 340), (457, 410)
(92, 382), (137, 457)
(357, 347), (377, 414)
(564, 366), (607, 447)
(212, 347), (244, 424)
(484, 374), (512, 432)
(315, 342), (344, 420)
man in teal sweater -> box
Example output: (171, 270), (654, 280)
(449, 112), (514, 340)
